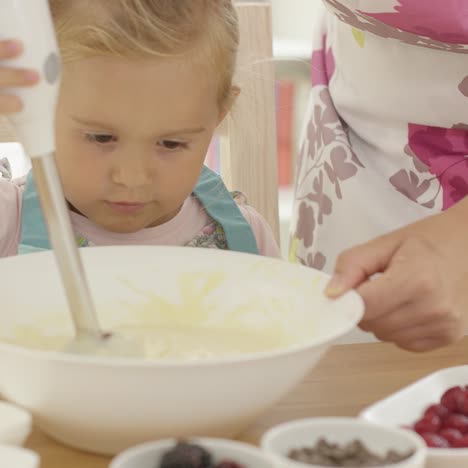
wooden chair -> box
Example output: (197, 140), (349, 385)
(219, 2), (279, 241)
(0, 1), (280, 241)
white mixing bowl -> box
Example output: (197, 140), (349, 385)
(0, 246), (363, 455)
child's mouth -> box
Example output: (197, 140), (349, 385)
(106, 201), (147, 214)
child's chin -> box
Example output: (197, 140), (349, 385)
(105, 223), (147, 234)
(95, 218), (149, 234)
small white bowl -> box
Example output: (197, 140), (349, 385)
(0, 445), (40, 468)
(110, 438), (273, 468)
(360, 365), (468, 468)
(0, 402), (32, 446)
(261, 418), (426, 468)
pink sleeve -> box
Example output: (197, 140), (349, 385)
(0, 177), (24, 257)
(238, 205), (281, 258)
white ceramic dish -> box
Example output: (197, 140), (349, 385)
(360, 365), (468, 468)
(0, 246), (364, 455)
(261, 417), (426, 468)
(0, 445), (40, 468)
(0, 401), (32, 446)
(110, 437), (273, 468)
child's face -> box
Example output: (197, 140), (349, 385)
(55, 57), (224, 233)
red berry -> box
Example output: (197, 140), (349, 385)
(216, 462), (245, 468)
(414, 415), (442, 434)
(461, 390), (468, 416)
(438, 428), (463, 446)
(424, 404), (449, 420)
(452, 435), (468, 448)
(421, 433), (450, 448)
(441, 386), (465, 412)
(442, 414), (468, 434)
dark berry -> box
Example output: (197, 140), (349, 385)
(160, 441), (213, 468)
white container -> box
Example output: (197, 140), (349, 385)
(0, 445), (40, 468)
(361, 365), (468, 468)
(261, 417), (426, 468)
(0, 401), (32, 446)
(111, 438), (273, 468)
(0, 246), (363, 455)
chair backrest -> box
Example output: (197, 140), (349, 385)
(0, 1), (280, 241)
(219, 2), (279, 241)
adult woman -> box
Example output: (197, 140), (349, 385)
(290, 0), (468, 352)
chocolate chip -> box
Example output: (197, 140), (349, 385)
(288, 438), (414, 466)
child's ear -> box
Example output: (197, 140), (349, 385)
(217, 86), (240, 124)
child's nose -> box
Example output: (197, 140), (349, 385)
(111, 152), (152, 188)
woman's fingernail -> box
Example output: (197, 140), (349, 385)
(325, 275), (345, 297)
(6, 40), (22, 54)
(24, 70), (40, 83)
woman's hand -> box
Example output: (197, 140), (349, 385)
(326, 198), (468, 352)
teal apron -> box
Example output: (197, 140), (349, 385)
(19, 165), (259, 255)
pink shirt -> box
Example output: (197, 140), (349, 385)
(0, 177), (280, 258)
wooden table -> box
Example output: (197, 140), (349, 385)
(26, 338), (468, 468)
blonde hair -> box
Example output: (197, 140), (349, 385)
(48, 0), (239, 104)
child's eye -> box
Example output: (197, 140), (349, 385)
(85, 133), (117, 144)
(158, 140), (187, 151)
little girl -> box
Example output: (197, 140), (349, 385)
(0, 0), (280, 258)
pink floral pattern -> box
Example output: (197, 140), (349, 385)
(361, 0), (468, 45)
(311, 35), (336, 87)
(323, 0), (468, 53)
(389, 125), (468, 209)
(293, 39), (364, 269)
(408, 124), (468, 209)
